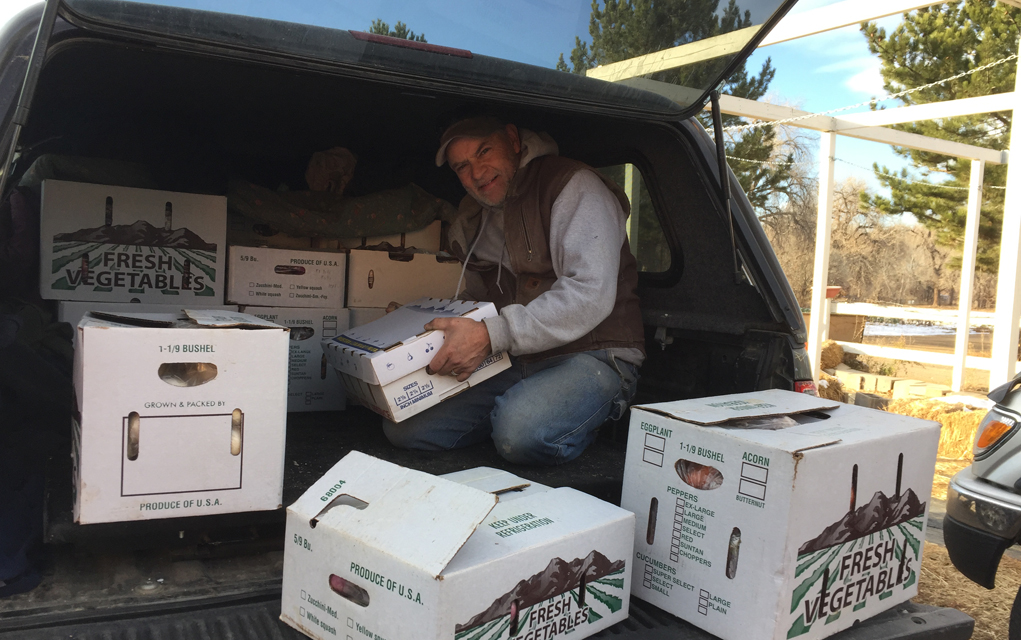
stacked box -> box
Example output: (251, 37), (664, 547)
(620, 389), (941, 640)
(347, 249), (464, 310)
(227, 246), (346, 308)
(39, 180), (227, 303)
(245, 307), (351, 412)
(227, 245), (350, 412)
(72, 309), (288, 524)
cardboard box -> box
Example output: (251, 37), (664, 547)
(322, 298), (510, 422)
(338, 220), (442, 252)
(346, 250), (464, 307)
(349, 307), (386, 327)
(40, 180), (226, 303)
(227, 246), (347, 308)
(72, 309), (289, 524)
(281, 451), (634, 640)
(58, 301), (237, 346)
(245, 307), (351, 412)
(620, 390), (940, 640)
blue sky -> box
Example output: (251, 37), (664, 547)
(1, 0), (935, 196)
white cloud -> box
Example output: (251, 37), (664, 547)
(845, 65), (887, 97)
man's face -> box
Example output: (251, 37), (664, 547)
(446, 124), (521, 207)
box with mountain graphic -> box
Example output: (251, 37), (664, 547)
(40, 180), (226, 303)
(620, 390), (940, 640)
(281, 452), (634, 640)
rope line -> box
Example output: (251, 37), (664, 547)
(707, 52), (1018, 135)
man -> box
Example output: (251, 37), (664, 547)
(382, 116), (644, 465)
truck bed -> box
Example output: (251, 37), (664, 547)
(0, 408), (974, 639)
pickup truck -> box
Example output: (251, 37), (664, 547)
(0, 1), (974, 638)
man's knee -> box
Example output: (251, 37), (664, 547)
(382, 420), (417, 450)
(491, 424), (555, 465)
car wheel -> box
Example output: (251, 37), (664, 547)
(1011, 583), (1021, 640)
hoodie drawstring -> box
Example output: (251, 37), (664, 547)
(454, 209), (491, 299)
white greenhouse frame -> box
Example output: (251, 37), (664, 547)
(598, 0), (1021, 390)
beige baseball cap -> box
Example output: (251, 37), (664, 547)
(435, 116), (505, 167)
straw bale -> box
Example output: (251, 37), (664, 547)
(819, 340), (844, 370)
(917, 542), (1020, 640)
(931, 459), (971, 501)
(817, 372), (845, 402)
(886, 398), (986, 460)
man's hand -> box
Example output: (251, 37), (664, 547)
(425, 317), (492, 382)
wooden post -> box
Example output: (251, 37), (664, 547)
(807, 132), (837, 380)
(954, 159), (984, 391)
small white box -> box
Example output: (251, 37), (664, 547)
(227, 246), (346, 308)
(40, 180), (227, 303)
(72, 309), (289, 524)
(338, 220), (442, 252)
(281, 451), (634, 640)
(349, 307), (386, 327)
(346, 250), (463, 308)
(58, 301), (237, 346)
(322, 298), (510, 422)
(246, 307), (351, 413)
(621, 390), (941, 640)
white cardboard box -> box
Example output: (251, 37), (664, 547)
(281, 451), (634, 640)
(227, 246), (347, 308)
(40, 180), (227, 303)
(245, 307), (351, 412)
(58, 301), (237, 346)
(346, 250), (463, 307)
(322, 298), (510, 422)
(338, 220), (442, 252)
(349, 307), (386, 327)
(72, 309), (289, 524)
(620, 390), (941, 640)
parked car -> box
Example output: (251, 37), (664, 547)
(0, 1), (973, 638)
(946, 371), (1021, 639)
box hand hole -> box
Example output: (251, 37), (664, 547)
(231, 409), (243, 455)
(274, 265), (306, 275)
(158, 363), (218, 387)
(310, 493), (369, 528)
(127, 411), (140, 460)
(647, 497), (658, 545)
(726, 527), (741, 579)
(329, 574), (370, 607)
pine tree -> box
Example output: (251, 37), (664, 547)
(862, 0), (1019, 273)
(557, 0), (793, 214)
(369, 19), (427, 43)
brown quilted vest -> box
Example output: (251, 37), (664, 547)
(450, 155), (645, 362)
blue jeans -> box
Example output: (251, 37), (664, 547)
(383, 350), (639, 466)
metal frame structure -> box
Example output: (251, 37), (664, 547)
(603, 0), (1020, 390)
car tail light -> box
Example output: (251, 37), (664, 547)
(974, 411), (1018, 457)
(794, 380), (818, 395)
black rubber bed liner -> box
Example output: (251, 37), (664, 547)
(0, 594), (973, 640)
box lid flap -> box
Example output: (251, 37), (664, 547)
(87, 311), (180, 327)
(184, 309), (284, 329)
(292, 451), (498, 578)
(440, 467), (547, 496)
(635, 389), (838, 425)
